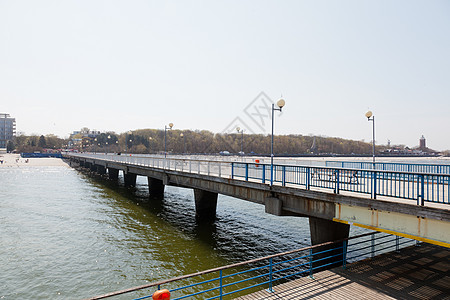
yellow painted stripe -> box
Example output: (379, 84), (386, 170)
(333, 218), (450, 248)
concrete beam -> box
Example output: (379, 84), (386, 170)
(334, 203), (450, 248)
(265, 197), (282, 216)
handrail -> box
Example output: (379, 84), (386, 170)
(65, 153), (450, 205)
(84, 231), (415, 300)
(325, 160), (450, 175)
(66, 152), (450, 176)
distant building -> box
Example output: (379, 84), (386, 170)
(419, 135), (426, 150)
(0, 113), (16, 149)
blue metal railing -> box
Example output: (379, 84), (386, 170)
(325, 161), (450, 175)
(232, 163), (450, 204)
(66, 153), (449, 204)
(88, 232), (415, 299)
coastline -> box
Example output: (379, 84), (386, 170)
(0, 153), (69, 168)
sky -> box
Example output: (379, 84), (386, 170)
(1, 0), (449, 150)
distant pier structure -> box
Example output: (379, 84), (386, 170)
(419, 135), (426, 150)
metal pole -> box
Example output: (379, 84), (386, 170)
(372, 116), (375, 168)
(164, 126), (167, 158)
(270, 103), (274, 186)
(241, 130), (243, 153)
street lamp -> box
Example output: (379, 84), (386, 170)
(148, 137), (153, 154)
(164, 123), (173, 158)
(365, 110), (375, 168)
(270, 98), (286, 186)
(180, 133), (186, 154)
(236, 127), (244, 155)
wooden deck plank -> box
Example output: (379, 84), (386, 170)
(234, 243), (449, 300)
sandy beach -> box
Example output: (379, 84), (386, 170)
(0, 153), (69, 167)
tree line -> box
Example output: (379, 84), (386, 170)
(10, 128), (442, 156)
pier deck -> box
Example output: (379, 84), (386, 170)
(235, 243), (449, 300)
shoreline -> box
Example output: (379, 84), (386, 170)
(0, 153), (69, 168)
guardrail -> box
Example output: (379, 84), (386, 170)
(85, 232), (416, 300)
(65, 153), (450, 205)
(325, 160), (450, 175)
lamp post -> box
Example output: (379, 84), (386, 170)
(180, 133), (186, 154)
(270, 99), (286, 186)
(164, 123), (173, 158)
(148, 137), (153, 154)
(365, 111), (375, 168)
(236, 127), (244, 155)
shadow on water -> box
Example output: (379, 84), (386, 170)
(77, 168), (222, 249)
(74, 167), (316, 274)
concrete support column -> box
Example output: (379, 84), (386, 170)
(97, 165), (107, 175)
(108, 168), (119, 180)
(194, 189), (218, 221)
(124, 173), (137, 187)
(309, 217), (350, 270)
(89, 163), (97, 172)
(79, 160), (85, 167)
(148, 177), (165, 198)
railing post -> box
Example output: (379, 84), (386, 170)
(282, 166), (286, 186)
(371, 234), (375, 258)
(371, 171), (377, 199)
(208, 161), (210, 176)
(309, 248), (314, 279)
(219, 270), (223, 300)
(245, 163), (249, 181)
(262, 164), (266, 183)
(189, 160), (192, 173)
(418, 174), (425, 205)
(306, 167), (310, 190)
(218, 162), (221, 177)
(395, 235), (400, 252)
(268, 257), (274, 293)
(231, 162), (234, 179)
(343, 240), (347, 270)
(335, 169), (340, 194)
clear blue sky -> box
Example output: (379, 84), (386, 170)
(1, 0), (449, 150)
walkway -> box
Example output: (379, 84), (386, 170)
(235, 243), (450, 299)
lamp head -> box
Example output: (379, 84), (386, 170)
(365, 111), (373, 119)
(169, 123), (174, 129)
(277, 99), (285, 109)
(180, 133), (183, 137)
(236, 126), (240, 132)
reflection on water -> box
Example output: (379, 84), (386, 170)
(0, 166), (364, 299)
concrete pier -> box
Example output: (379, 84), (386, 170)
(194, 189), (218, 221)
(309, 217), (350, 269)
(97, 165), (107, 175)
(148, 177), (165, 198)
(66, 153), (450, 249)
(124, 172), (137, 187)
(108, 168), (119, 180)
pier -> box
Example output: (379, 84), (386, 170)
(65, 153), (450, 299)
(65, 153), (450, 248)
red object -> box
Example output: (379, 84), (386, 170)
(152, 289), (171, 300)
